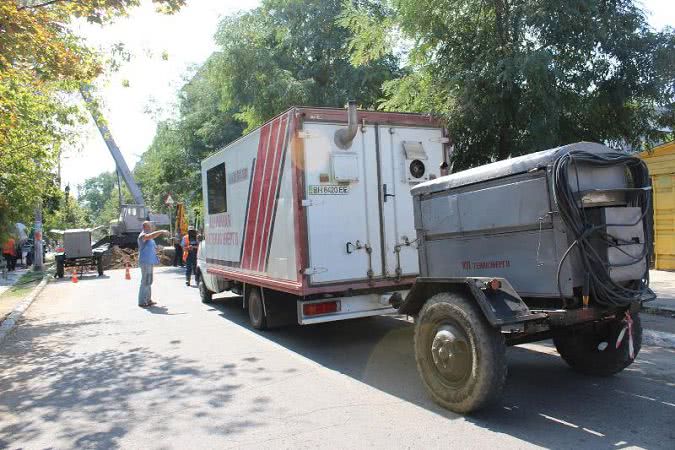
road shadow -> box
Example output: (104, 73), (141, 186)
(208, 297), (675, 449)
(142, 304), (187, 315)
(0, 316), (261, 448)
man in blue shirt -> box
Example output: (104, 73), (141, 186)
(137, 221), (170, 307)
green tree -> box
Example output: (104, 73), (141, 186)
(136, 0), (401, 212)
(0, 0), (184, 240)
(78, 171), (117, 216)
(344, 0), (675, 169)
(211, 0), (402, 131)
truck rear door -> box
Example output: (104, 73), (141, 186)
(303, 123), (383, 283)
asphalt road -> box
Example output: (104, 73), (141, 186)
(0, 267), (674, 449)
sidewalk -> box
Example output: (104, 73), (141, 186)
(0, 267), (29, 297)
(0, 266), (35, 321)
(646, 269), (675, 314)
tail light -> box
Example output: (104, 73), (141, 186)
(303, 301), (340, 316)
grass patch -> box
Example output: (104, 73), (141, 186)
(0, 261), (54, 301)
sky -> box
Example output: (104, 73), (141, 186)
(62, 0), (675, 195)
(62, 0), (260, 194)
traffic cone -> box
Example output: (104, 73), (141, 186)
(71, 268), (78, 283)
(125, 263), (131, 280)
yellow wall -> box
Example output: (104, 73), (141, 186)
(640, 141), (675, 270)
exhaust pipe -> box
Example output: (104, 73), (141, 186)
(334, 100), (358, 149)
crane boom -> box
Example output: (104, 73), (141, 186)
(80, 85), (145, 206)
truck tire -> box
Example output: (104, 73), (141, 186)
(553, 312), (642, 376)
(56, 258), (64, 278)
(96, 257), (104, 276)
(414, 292), (507, 413)
(199, 278), (213, 304)
(247, 287), (267, 330)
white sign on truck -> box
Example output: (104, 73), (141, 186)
(197, 104), (447, 328)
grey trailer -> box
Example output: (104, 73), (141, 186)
(55, 229), (106, 278)
(397, 142), (654, 413)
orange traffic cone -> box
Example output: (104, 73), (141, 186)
(71, 268), (78, 283)
(125, 263), (131, 280)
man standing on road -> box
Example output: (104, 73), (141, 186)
(138, 221), (170, 307)
(182, 227), (199, 287)
(2, 236), (16, 271)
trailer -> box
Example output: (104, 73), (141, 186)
(197, 103), (447, 327)
(55, 229), (105, 278)
(396, 141), (654, 412)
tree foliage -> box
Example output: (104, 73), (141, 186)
(344, 0), (675, 169)
(0, 0), (183, 240)
(134, 0), (401, 213)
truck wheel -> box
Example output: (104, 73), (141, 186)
(553, 313), (642, 376)
(199, 278), (213, 304)
(414, 292), (507, 413)
(247, 287), (267, 330)
(56, 258), (64, 278)
(97, 257), (104, 276)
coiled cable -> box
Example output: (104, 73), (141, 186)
(551, 150), (654, 307)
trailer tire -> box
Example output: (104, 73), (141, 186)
(56, 258), (64, 279)
(247, 287), (267, 330)
(553, 313), (642, 377)
(199, 278), (213, 304)
(414, 292), (507, 414)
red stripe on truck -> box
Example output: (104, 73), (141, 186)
(251, 116), (282, 270)
(256, 113), (289, 271)
(241, 122), (271, 269)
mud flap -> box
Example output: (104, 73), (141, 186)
(398, 277), (546, 328)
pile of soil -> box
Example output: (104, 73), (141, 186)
(104, 245), (176, 269)
(159, 246), (175, 266)
(106, 246), (138, 269)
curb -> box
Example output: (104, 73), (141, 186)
(0, 274), (50, 345)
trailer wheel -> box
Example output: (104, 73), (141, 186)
(553, 313), (642, 376)
(414, 292), (507, 413)
(199, 278), (213, 304)
(247, 287), (267, 330)
(96, 257), (104, 276)
(56, 257), (65, 278)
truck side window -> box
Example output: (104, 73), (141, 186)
(207, 163), (227, 214)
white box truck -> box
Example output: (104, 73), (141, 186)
(197, 103), (447, 328)
(197, 108), (655, 413)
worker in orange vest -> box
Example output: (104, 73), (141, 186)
(2, 237), (17, 271)
(182, 227), (199, 286)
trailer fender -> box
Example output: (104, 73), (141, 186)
(398, 277), (545, 329)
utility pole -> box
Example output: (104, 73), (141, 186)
(33, 202), (44, 271)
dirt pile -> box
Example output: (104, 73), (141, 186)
(159, 246), (174, 266)
(104, 245), (175, 269)
(106, 246), (138, 269)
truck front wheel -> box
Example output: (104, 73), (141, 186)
(414, 292), (507, 413)
(553, 312), (642, 376)
(199, 278), (213, 304)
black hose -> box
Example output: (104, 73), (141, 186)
(551, 150), (654, 307)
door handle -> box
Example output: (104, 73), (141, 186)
(383, 184), (395, 202)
